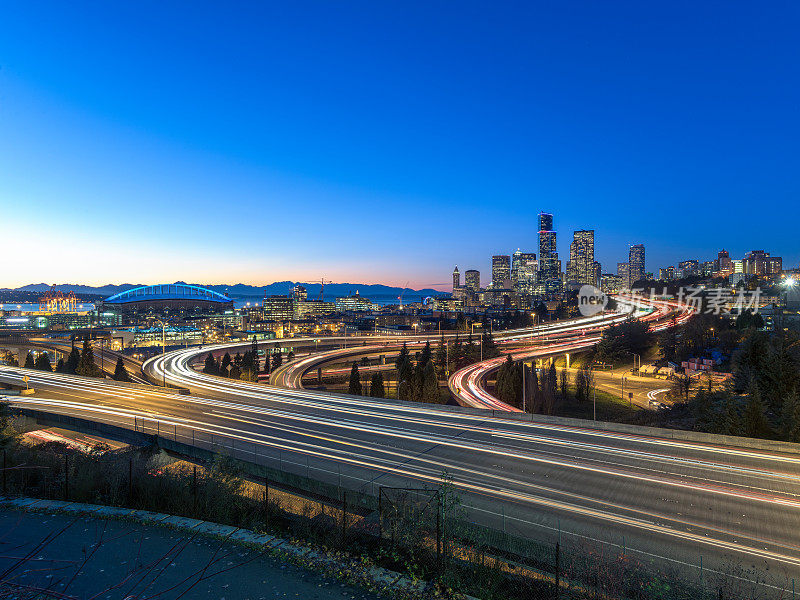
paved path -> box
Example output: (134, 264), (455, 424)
(0, 509), (381, 600)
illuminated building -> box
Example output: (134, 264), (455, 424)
(538, 212), (561, 293)
(491, 255), (511, 289)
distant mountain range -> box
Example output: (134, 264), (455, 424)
(4, 282), (447, 303)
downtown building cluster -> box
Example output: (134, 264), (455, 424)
(449, 212), (647, 309)
(656, 249), (784, 287)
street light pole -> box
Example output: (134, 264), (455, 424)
(156, 319), (167, 387)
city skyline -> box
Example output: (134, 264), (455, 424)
(3, 3), (800, 287)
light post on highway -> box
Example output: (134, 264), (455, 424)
(521, 362), (526, 413)
(471, 323), (483, 361)
(628, 351), (641, 374)
(155, 319), (167, 387)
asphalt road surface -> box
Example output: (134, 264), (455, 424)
(2, 364), (799, 595)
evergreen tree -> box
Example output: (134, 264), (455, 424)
(34, 352), (52, 372)
(782, 390), (800, 443)
(435, 336), (447, 372)
(396, 342), (410, 370)
(76, 340), (102, 377)
(422, 360), (440, 403)
(203, 352), (218, 375)
(482, 331), (500, 359)
(732, 330), (770, 394)
(762, 334), (799, 414)
(542, 363), (558, 414)
(743, 383), (770, 439)
(722, 395), (742, 436)
(271, 351), (282, 371)
(396, 343), (414, 401)
(419, 341), (432, 368)
(451, 334), (463, 368)
(348, 362), (362, 395)
(529, 366), (542, 413)
(251, 336), (260, 371)
(575, 364), (594, 404)
(220, 352), (232, 376)
(55, 358), (65, 373)
(287, 350), (295, 362)
(559, 367), (568, 399)
(65, 348), (80, 374)
(24, 352), (35, 369)
(233, 352), (243, 367)
(370, 372), (385, 398)
(496, 355), (522, 408)
(113, 357), (131, 382)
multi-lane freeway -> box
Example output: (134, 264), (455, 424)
(1, 297), (797, 592)
(449, 296), (692, 410)
(1, 363), (799, 592)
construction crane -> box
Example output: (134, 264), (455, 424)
(298, 278), (330, 302)
(397, 281), (410, 309)
(39, 286), (77, 313)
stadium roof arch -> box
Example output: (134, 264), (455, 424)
(100, 284), (233, 314)
(104, 284), (232, 305)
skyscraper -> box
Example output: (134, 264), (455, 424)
(491, 255), (511, 288)
(716, 249), (733, 274)
(617, 262), (629, 289)
(465, 269), (481, 292)
(567, 230), (595, 286)
(511, 249), (523, 286)
(629, 244), (645, 287)
(538, 212), (560, 293)
(512, 251), (537, 293)
(452, 266), (460, 292)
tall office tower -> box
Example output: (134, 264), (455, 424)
(511, 249), (522, 286)
(452, 266), (460, 292)
(291, 285), (308, 302)
(628, 244), (646, 287)
(617, 262), (630, 289)
(678, 259), (699, 277)
(567, 230), (595, 286)
(465, 269), (481, 292)
(538, 212), (560, 293)
(513, 252), (537, 293)
(492, 255), (511, 288)
(716, 249), (733, 273)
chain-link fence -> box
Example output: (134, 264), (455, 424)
(10, 407), (797, 600)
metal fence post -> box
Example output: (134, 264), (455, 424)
(64, 454), (69, 501)
(341, 491), (347, 547)
(378, 488), (383, 542)
(436, 491), (442, 577)
(555, 542), (560, 598)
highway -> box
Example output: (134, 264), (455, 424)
(2, 364), (800, 592)
(268, 309), (637, 392)
(1, 298), (797, 592)
(449, 297), (692, 410)
(26, 338), (149, 384)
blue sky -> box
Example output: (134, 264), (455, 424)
(2, 2), (799, 289)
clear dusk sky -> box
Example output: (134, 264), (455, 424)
(2, 2), (799, 290)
